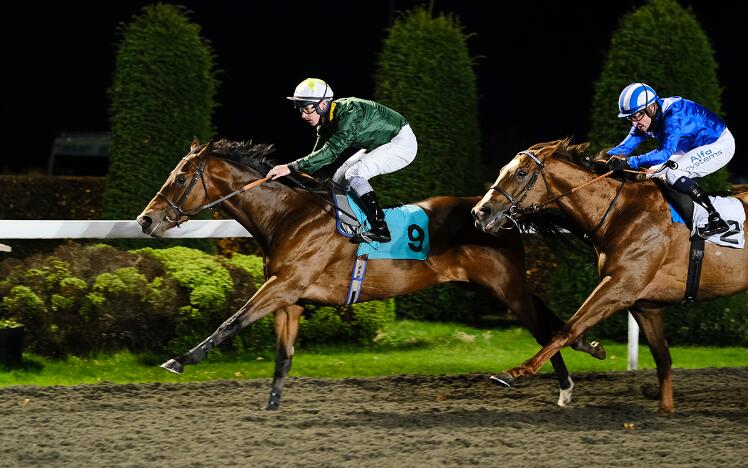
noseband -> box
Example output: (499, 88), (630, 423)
(156, 155), (210, 226)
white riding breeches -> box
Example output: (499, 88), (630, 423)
(653, 128), (735, 185)
(332, 124), (417, 187)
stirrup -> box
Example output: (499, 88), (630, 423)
(351, 226), (391, 244)
(697, 219), (730, 238)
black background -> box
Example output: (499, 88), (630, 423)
(4, 0), (746, 179)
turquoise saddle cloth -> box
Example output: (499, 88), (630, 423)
(346, 194), (430, 260)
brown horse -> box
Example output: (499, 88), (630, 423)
(136, 138), (603, 410)
(472, 138), (748, 414)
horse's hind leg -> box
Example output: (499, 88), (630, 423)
(630, 306), (674, 414)
(497, 291), (576, 405)
(266, 305), (304, 411)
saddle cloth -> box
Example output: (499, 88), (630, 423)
(670, 195), (745, 248)
(690, 196), (745, 248)
(331, 191), (430, 260)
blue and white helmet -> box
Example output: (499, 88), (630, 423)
(617, 82), (658, 117)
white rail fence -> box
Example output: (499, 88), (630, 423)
(0, 219), (639, 370)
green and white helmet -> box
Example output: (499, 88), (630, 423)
(286, 78), (334, 109)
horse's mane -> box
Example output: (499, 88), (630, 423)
(539, 138), (611, 174)
(209, 139), (328, 193)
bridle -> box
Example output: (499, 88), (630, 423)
(488, 151), (551, 223)
(156, 144), (270, 227)
(488, 150), (625, 236)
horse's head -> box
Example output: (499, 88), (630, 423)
(472, 139), (597, 234)
(137, 138), (219, 237)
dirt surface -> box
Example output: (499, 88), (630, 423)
(1, 367), (746, 467)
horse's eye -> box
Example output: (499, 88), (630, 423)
(176, 175), (187, 184)
(517, 169), (527, 178)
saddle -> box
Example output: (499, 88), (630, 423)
(329, 185), (431, 304)
(656, 181), (745, 248)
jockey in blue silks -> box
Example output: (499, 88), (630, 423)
(606, 82), (735, 238)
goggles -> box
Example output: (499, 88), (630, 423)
(627, 110), (646, 122)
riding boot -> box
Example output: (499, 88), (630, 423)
(351, 191), (391, 244)
(687, 182), (730, 238)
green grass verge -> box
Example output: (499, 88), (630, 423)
(2, 320), (746, 387)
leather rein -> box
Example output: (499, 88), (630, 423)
(488, 150), (626, 237)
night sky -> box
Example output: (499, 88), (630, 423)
(4, 0), (747, 179)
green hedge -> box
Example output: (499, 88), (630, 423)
(588, 0), (730, 191)
(0, 244), (395, 357)
(103, 4), (219, 251)
(373, 6), (480, 202)
(373, 5), (493, 323)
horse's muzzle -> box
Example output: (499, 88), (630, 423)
(472, 205), (507, 233)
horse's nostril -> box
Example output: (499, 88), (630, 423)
(137, 215), (152, 230)
(473, 206), (490, 220)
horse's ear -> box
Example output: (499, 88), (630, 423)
(191, 137), (201, 150)
(537, 139), (565, 157)
(197, 139), (213, 158)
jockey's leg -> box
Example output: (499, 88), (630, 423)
(671, 176), (729, 237)
(663, 128), (735, 238)
(344, 125), (417, 244)
(351, 186), (391, 244)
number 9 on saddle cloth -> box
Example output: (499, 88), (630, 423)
(332, 190), (430, 260)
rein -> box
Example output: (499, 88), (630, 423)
(489, 150), (631, 236)
(157, 147), (357, 226)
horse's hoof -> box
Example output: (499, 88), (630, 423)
(160, 359), (184, 374)
(489, 373), (515, 387)
(557, 377), (574, 407)
(590, 341), (606, 360)
(264, 403), (280, 411)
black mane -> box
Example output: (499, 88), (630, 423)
(211, 139), (278, 173)
(208, 139), (328, 193)
(550, 138), (609, 174)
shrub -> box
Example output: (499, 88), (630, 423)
(373, 6), (494, 323)
(0, 243), (416, 357)
(374, 6), (480, 202)
(103, 3), (218, 251)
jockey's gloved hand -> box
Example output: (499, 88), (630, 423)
(606, 157), (630, 172)
(664, 160), (678, 169)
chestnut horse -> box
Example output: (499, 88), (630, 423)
(137, 139), (603, 410)
(472, 139), (748, 413)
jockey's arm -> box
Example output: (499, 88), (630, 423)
(289, 125), (359, 174)
(608, 127), (645, 157)
(627, 117), (683, 169)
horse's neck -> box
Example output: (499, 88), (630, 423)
(216, 175), (320, 252)
(549, 164), (656, 243)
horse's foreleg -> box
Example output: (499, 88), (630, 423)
(492, 275), (633, 387)
(631, 306), (674, 414)
(161, 275), (303, 374)
(509, 294), (574, 405)
(266, 305), (304, 411)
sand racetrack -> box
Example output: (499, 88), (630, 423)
(1, 367), (746, 467)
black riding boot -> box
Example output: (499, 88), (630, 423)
(352, 191), (391, 244)
(687, 183), (729, 238)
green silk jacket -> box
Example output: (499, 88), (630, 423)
(288, 97), (408, 174)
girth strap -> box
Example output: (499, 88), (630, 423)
(346, 255), (369, 304)
(682, 236), (705, 303)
